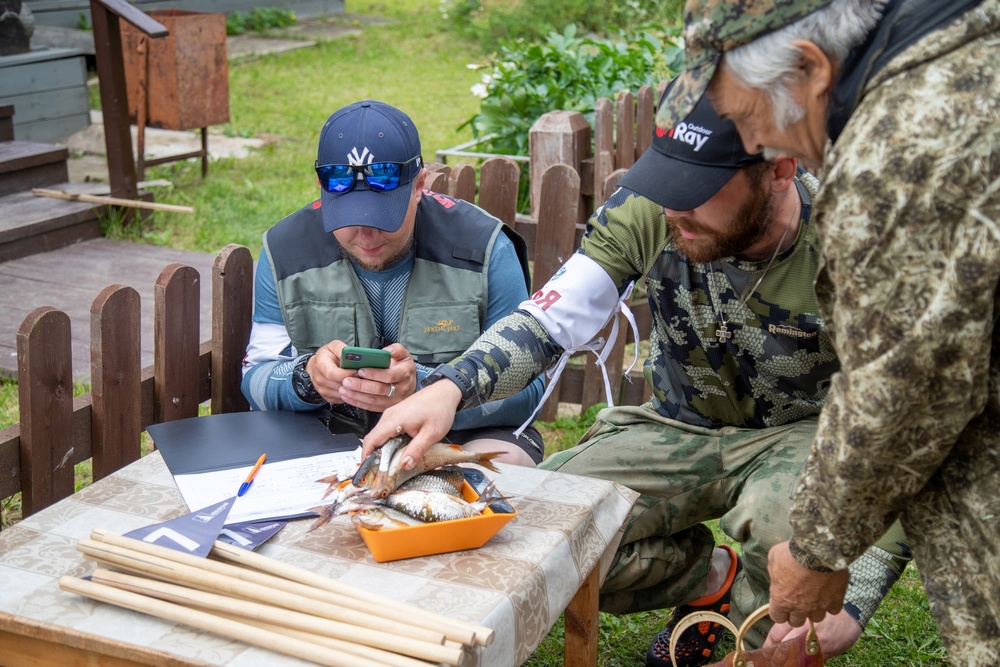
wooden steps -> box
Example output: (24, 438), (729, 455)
(0, 185), (104, 262)
(0, 140), (70, 196)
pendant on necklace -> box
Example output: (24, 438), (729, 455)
(716, 321), (733, 343)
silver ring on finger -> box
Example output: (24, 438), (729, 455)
(387, 383), (396, 398)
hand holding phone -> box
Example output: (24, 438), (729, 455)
(340, 346), (392, 370)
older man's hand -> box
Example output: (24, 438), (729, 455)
(768, 541), (850, 627)
(765, 609), (862, 658)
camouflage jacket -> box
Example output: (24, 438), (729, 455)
(450, 172), (837, 429)
(788, 0), (1000, 571)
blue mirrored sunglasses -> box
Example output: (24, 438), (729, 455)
(315, 156), (421, 194)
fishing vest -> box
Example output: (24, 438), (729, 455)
(262, 190), (530, 365)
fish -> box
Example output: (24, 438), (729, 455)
(351, 436), (407, 489)
(369, 440), (502, 499)
(380, 480), (507, 523)
(307, 494), (380, 531)
(350, 506), (426, 531)
(397, 467), (466, 496)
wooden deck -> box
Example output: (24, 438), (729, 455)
(0, 237), (221, 381)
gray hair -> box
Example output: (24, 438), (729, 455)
(721, 0), (887, 129)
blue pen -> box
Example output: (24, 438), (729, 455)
(238, 453), (267, 497)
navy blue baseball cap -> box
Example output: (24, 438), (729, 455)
(316, 100), (423, 233)
(619, 80), (764, 210)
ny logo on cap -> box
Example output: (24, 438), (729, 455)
(347, 147), (375, 180)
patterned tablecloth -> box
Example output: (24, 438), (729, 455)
(0, 451), (638, 666)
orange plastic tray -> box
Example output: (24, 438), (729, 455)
(355, 480), (517, 562)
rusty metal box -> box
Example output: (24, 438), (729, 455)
(120, 10), (230, 131)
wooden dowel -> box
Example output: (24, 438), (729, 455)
(91, 568), (464, 666)
(93, 528), (489, 646)
(76, 538), (446, 647)
(211, 538), (495, 647)
(226, 613), (442, 667)
(32, 188), (195, 214)
(89, 528), (448, 644)
(58, 575), (393, 667)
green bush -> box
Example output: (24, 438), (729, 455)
(226, 7), (297, 36)
(460, 22), (683, 158)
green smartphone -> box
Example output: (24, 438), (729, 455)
(340, 346), (392, 370)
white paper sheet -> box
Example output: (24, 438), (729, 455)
(173, 448), (362, 525)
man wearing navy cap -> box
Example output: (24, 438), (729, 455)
(241, 100), (545, 467)
(362, 86), (909, 665)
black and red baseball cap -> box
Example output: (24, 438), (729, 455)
(619, 80), (764, 210)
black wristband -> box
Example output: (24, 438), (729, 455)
(421, 363), (476, 405)
(291, 353), (325, 405)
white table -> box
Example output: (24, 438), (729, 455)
(0, 451), (637, 666)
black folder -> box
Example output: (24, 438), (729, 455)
(147, 409), (361, 476)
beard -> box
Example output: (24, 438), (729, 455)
(341, 237), (415, 272)
(667, 186), (775, 264)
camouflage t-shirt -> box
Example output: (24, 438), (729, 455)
(452, 172), (837, 429)
(585, 172), (834, 428)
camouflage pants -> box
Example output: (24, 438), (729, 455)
(541, 403), (909, 647)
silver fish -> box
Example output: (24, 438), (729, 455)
(397, 467), (466, 496)
(369, 440), (502, 499)
(351, 506), (426, 531)
(381, 481), (506, 523)
(351, 436), (407, 489)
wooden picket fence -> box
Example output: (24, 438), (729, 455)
(2, 87), (663, 519)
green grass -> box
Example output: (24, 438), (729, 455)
(2, 1), (950, 663)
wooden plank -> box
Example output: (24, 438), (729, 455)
(0, 611), (194, 667)
(16, 307), (75, 517)
(32, 187), (195, 213)
(9, 114), (92, 145)
(0, 238), (216, 380)
(155, 264), (202, 422)
(0, 54), (88, 97)
(424, 169), (448, 193)
(0, 104), (13, 141)
(3, 86), (90, 128)
(448, 163), (476, 204)
(615, 90), (635, 172)
(593, 97), (614, 200)
(476, 156), (519, 228)
(0, 141), (69, 176)
(91, 2), (140, 202)
(0, 47), (85, 69)
(532, 164), (580, 421)
(580, 168), (632, 411)
(211, 244), (252, 414)
(635, 85), (654, 159)
(528, 110), (590, 224)
(91, 284), (142, 481)
(564, 565), (600, 667)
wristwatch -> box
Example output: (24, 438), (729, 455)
(291, 354), (325, 405)
(421, 363), (477, 406)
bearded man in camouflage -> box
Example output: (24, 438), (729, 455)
(363, 85), (910, 666)
(651, 0), (1000, 664)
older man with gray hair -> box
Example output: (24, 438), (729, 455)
(657, 0), (1000, 663)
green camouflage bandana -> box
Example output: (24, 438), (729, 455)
(657, 0), (833, 130)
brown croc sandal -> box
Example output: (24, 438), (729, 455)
(646, 544), (742, 667)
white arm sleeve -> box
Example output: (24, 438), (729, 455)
(518, 253), (621, 351)
(242, 321), (296, 377)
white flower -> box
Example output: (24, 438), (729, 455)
(470, 83), (489, 99)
